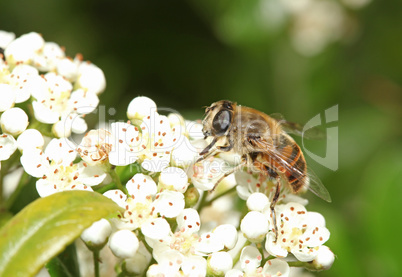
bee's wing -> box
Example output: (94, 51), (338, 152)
(251, 136), (331, 202)
(270, 113), (326, 140)
(304, 167), (332, 202)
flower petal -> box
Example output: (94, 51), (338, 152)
(126, 173), (157, 199)
(262, 258), (290, 277)
(176, 208), (201, 234)
(154, 190), (185, 218)
(0, 134), (17, 161)
(141, 217), (171, 241)
(239, 246), (262, 274)
(45, 138), (76, 165)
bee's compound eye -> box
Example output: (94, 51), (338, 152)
(212, 110), (231, 135)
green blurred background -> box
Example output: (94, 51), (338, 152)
(1, 0), (401, 276)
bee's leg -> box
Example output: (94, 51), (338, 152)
(270, 177), (281, 243)
(210, 156), (247, 192)
(196, 149), (218, 163)
(197, 137), (218, 162)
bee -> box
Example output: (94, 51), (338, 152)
(198, 100), (331, 240)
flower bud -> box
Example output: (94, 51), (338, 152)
(109, 230), (139, 259)
(0, 30), (15, 49)
(213, 224), (238, 250)
(240, 211), (269, 243)
(76, 62), (106, 95)
(247, 192), (269, 212)
(127, 96), (156, 120)
(310, 246), (335, 271)
(0, 107), (29, 136)
(56, 57), (79, 81)
(184, 185), (200, 208)
(81, 219), (112, 250)
(207, 251), (233, 276)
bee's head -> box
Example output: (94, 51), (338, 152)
(202, 100), (235, 138)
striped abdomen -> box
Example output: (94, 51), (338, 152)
(256, 133), (307, 193)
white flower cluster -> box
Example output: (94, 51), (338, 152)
(0, 30), (105, 142)
(0, 30), (335, 276)
(74, 97), (334, 276)
(259, 0), (370, 56)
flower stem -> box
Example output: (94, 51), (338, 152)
(205, 186), (236, 206)
(196, 190), (208, 214)
(0, 151), (21, 204)
(5, 170), (30, 209)
(196, 186), (237, 214)
(109, 167), (127, 194)
(93, 249), (100, 277)
(232, 239), (251, 266)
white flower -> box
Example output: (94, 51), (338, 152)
(290, 0), (345, 56)
(31, 73), (71, 123)
(147, 263), (181, 277)
(109, 229), (139, 259)
(106, 182), (159, 231)
(226, 246), (290, 277)
(56, 56), (79, 81)
(105, 174), (183, 242)
(247, 192), (270, 212)
(0, 84), (16, 112)
(7, 64), (46, 103)
(0, 30), (15, 49)
(138, 112), (175, 172)
(153, 190), (185, 218)
(147, 256), (207, 277)
(159, 166), (189, 193)
(208, 251), (233, 275)
(81, 218), (112, 247)
(190, 158), (227, 191)
(264, 203), (330, 262)
(127, 96), (157, 121)
(103, 189), (127, 209)
(212, 224), (238, 250)
(310, 245), (335, 270)
(126, 173), (158, 200)
(240, 211), (270, 243)
(185, 120), (204, 140)
(16, 129), (44, 151)
(4, 32), (44, 66)
(77, 129), (113, 166)
(76, 62), (106, 95)
(20, 138), (106, 197)
(0, 134), (17, 161)
(171, 136), (199, 167)
(235, 171), (275, 200)
(28, 71), (99, 136)
(33, 42), (65, 72)
(108, 122), (141, 166)
(0, 107), (29, 136)
(148, 209), (224, 276)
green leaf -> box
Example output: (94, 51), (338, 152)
(46, 243), (79, 277)
(0, 190), (123, 277)
(45, 256), (74, 277)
